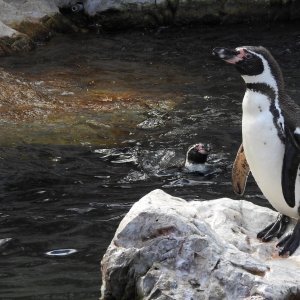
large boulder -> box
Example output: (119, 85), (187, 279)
(100, 189), (300, 300)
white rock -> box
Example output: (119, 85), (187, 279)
(0, 0), (24, 25)
(0, 0), (58, 25)
(0, 0), (59, 41)
(100, 189), (300, 300)
(0, 20), (18, 37)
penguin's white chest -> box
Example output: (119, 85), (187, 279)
(242, 90), (299, 218)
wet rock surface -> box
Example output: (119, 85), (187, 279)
(101, 189), (300, 300)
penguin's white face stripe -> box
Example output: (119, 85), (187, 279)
(241, 51), (278, 92)
(295, 127), (300, 135)
(186, 144), (197, 160)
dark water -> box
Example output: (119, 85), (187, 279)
(0, 23), (300, 299)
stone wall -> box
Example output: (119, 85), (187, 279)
(0, 0), (300, 54)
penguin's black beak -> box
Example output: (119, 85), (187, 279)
(213, 47), (239, 60)
(212, 47), (243, 64)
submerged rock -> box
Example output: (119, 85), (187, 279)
(100, 189), (300, 300)
(0, 69), (56, 121)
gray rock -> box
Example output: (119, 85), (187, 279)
(100, 189), (300, 300)
(0, 0), (58, 54)
(0, 0), (58, 25)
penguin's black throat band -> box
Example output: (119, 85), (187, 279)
(246, 83), (276, 101)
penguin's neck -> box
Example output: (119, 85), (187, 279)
(241, 52), (286, 101)
(184, 160), (208, 173)
(241, 64), (286, 142)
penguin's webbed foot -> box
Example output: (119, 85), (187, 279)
(277, 221), (300, 256)
(257, 214), (290, 242)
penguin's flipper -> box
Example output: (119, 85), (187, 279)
(232, 144), (250, 196)
(282, 127), (300, 208)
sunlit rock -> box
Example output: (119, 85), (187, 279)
(100, 189), (300, 299)
(0, 69), (55, 121)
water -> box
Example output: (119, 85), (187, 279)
(0, 23), (300, 299)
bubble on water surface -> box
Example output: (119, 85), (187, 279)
(45, 249), (78, 257)
(163, 178), (217, 187)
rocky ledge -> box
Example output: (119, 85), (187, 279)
(100, 189), (300, 300)
(1, 0), (300, 55)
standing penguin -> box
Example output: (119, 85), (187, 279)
(213, 46), (300, 256)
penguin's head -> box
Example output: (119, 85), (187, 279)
(186, 143), (211, 165)
(212, 46), (283, 88)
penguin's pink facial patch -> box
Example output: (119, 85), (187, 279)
(225, 48), (246, 64)
(195, 143), (210, 154)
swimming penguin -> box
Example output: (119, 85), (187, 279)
(184, 143), (211, 174)
(213, 46), (300, 256)
(163, 143), (219, 187)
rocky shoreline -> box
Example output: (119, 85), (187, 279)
(0, 0), (300, 55)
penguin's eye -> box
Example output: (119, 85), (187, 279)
(245, 53), (253, 59)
